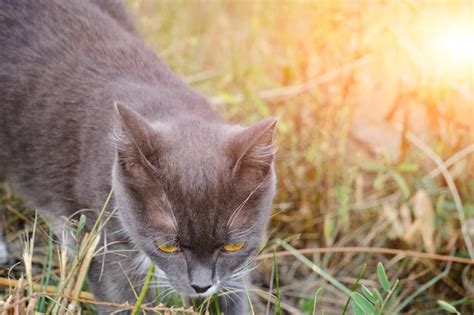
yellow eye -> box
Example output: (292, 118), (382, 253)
(157, 243), (179, 254)
(223, 242), (246, 252)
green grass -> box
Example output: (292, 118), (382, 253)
(1, 0), (474, 314)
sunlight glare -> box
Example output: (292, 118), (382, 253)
(419, 10), (474, 82)
(430, 23), (474, 65)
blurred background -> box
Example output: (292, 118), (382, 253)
(1, 0), (473, 314)
(126, 0), (473, 313)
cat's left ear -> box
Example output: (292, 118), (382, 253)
(229, 118), (277, 180)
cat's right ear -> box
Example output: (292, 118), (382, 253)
(114, 102), (157, 174)
(229, 118), (277, 182)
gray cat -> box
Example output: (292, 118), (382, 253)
(0, 0), (276, 314)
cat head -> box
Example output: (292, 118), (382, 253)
(112, 103), (277, 297)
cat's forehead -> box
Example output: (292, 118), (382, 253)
(154, 122), (234, 188)
(160, 119), (229, 155)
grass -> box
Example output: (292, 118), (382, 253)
(1, 0), (474, 314)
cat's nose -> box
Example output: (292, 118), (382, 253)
(191, 284), (212, 294)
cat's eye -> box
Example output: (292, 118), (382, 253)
(156, 243), (179, 254)
(222, 242), (246, 252)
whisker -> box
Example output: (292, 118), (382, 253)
(231, 264), (259, 280)
(226, 181), (265, 229)
(117, 261), (139, 299)
(227, 221), (259, 239)
(221, 287), (240, 303)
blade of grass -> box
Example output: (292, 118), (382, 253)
(390, 170), (410, 200)
(394, 262), (451, 312)
(437, 300), (460, 314)
(23, 212), (38, 298)
(132, 263), (155, 315)
(37, 229), (54, 312)
(277, 240), (352, 296)
(377, 262), (390, 292)
(381, 279), (399, 311)
(342, 263), (366, 315)
(256, 247), (474, 265)
(213, 295), (221, 315)
(266, 251), (275, 315)
(68, 232), (101, 312)
(312, 287), (322, 315)
(244, 285), (256, 315)
(273, 249), (281, 315)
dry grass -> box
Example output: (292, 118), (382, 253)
(1, 0), (473, 314)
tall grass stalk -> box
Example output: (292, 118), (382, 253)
(342, 263), (366, 315)
(311, 287), (322, 315)
(37, 230), (54, 313)
(272, 249), (281, 315)
(50, 189), (115, 313)
(132, 263), (155, 315)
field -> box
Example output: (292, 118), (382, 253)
(1, 1), (473, 314)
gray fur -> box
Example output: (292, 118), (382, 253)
(0, 1), (276, 314)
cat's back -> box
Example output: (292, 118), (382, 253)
(0, 0), (141, 87)
(0, 0), (136, 52)
(0, 0), (131, 115)
(0, 0), (189, 124)
(0, 0), (213, 206)
(0, 0), (150, 200)
(0, 0), (128, 165)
